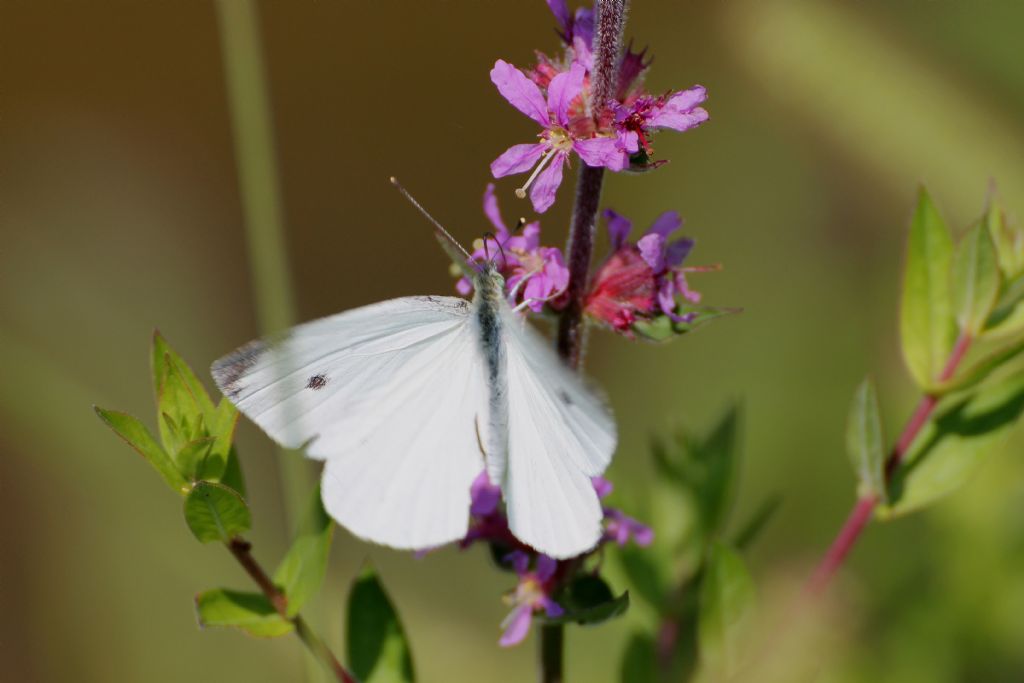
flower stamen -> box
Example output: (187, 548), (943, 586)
(515, 147), (558, 199)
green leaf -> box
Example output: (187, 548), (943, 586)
(198, 399), (239, 482)
(175, 437), (214, 481)
(347, 566), (415, 683)
(846, 379), (887, 503)
(619, 631), (658, 683)
(935, 334), (1024, 396)
(732, 496), (782, 551)
(952, 221), (1000, 336)
(616, 544), (667, 610)
(548, 575), (630, 626)
(632, 307), (741, 343)
(274, 485), (334, 617)
(986, 199), (1024, 280)
(221, 446), (247, 498)
(698, 543), (755, 680)
(183, 481), (251, 543)
(883, 369), (1024, 517)
(900, 188), (956, 388)
(152, 331), (216, 420)
(194, 589), (292, 638)
(95, 406), (188, 493)
(152, 332), (218, 455)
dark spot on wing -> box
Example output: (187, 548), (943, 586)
(413, 295), (470, 313)
(306, 373), (328, 390)
(557, 389), (573, 406)
(211, 339), (267, 398)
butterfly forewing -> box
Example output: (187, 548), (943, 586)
(211, 296), (487, 549)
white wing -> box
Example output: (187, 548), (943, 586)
(211, 296), (487, 550)
(499, 306), (617, 559)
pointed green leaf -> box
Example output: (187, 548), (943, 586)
(548, 575), (629, 626)
(199, 399), (239, 481)
(846, 379), (886, 503)
(95, 406), (188, 493)
(274, 486), (334, 617)
(184, 481), (251, 543)
(152, 333), (219, 455)
(883, 368), (1024, 517)
(900, 189), (956, 388)
(347, 566), (415, 683)
(698, 543), (754, 680)
(986, 199), (1024, 280)
(619, 631), (657, 683)
(732, 495), (782, 551)
(175, 437), (215, 481)
(195, 588), (292, 638)
(935, 335), (1024, 396)
(632, 307), (741, 343)
(152, 331), (216, 419)
(615, 544), (667, 610)
(952, 221), (1000, 336)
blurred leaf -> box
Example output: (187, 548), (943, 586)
(620, 631), (658, 683)
(632, 307), (741, 343)
(900, 188), (956, 388)
(986, 198), (1023, 280)
(95, 406), (188, 493)
(273, 485), (334, 617)
(347, 565), (415, 683)
(549, 575), (629, 626)
(732, 496), (782, 551)
(936, 334), (1024, 395)
(697, 407), (741, 536)
(698, 543), (755, 680)
(952, 221), (1000, 336)
(221, 446), (247, 498)
(184, 481), (251, 543)
(194, 588), (292, 638)
(616, 544), (667, 610)
(884, 369), (1024, 517)
(846, 379), (887, 503)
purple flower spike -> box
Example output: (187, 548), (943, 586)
(614, 86), (709, 159)
(490, 59), (627, 212)
(457, 185), (570, 312)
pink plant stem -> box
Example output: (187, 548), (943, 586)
(807, 333), (972, 594)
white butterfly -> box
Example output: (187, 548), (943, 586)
(211, 185), (617, 559)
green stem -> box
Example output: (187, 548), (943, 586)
(228, 539), (355, 683)
(214, 0), (312, 529)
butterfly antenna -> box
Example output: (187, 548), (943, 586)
(389, 176), (472, 261)
(482, 231), (508, 269)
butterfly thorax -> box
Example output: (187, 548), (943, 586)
(472, 263), (509, 481)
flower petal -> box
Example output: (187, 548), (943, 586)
(573, 136), (628, 171)
(470, 469), (502, 517)
(548, 61), (586, 126)
(592, 476), (614, 498)
(665, 237), (694, 267)
(649, 86), (709, 131)
(546, 0), (571, 32)
(491, 143), (546, 178)
(491, 60), (550, 126)
(638, 233), (667, 272)
(456, 277), (473, 296)
(499, 605), (534, 647)
(482, 183), (507, 234)
(646, 211), (683, 238)
(529, 151), (567, 213)
(542, 597), (565, 618)
(657, 277), (676, 315)
(603, 209), (633, 250)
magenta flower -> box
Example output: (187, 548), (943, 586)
(499, 552), (564, 647)
(604, 509), (654, 547)
(490, 60), (626, 213)
(469, 469), (502, 517)
(614, 87), (709, 159)
(457, 184), (569, 312)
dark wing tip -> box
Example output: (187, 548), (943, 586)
(210, 339), (267, 397)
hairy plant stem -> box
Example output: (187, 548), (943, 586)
(215, 0), (313, 533)
(227, 538), (356, 683)
(808, 333), (973, 594)
(556, 0), (629, 370)
(544, 2), (629, 682)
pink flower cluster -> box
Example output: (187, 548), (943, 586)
(490, 0), (709, 213)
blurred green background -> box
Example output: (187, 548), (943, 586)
(3, 1), (1024, 681)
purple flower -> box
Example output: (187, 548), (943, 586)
(499, 552), (564, 647)
(614, 87), (709, 158)
(592, 476), (614, 498)
(457, 184), (570, 312)
(604, 209), (701, 321)
(490, 60), (626, 212)
(604, 509), (654, 547)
